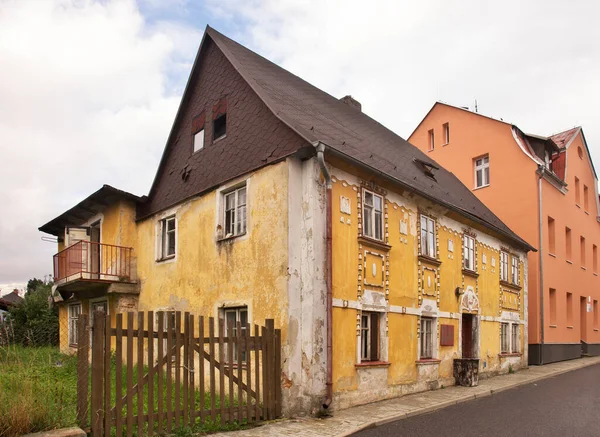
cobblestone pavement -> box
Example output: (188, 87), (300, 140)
(213, 356), (600, 437)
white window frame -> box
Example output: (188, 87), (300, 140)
(474, 155), (490, 188)
(362, 189), (383, 241)
(500, 322), (510, 354)
(419, 317), (435, 359)
(443, 123), (450, 145)
(420, 214), (436, 258)
(193, 128), (205, 152)
(428, 129), (434, 151)
(511, 257), (519, 285)
(511, 323), (519, 353)
(500, 251), (509, 282)
(68, 303), (82, 347)
(223, 185), (247, 238)
(463, 235), (475, 271)
(222, 306), (249, 363)
(156, 216), (176, 261)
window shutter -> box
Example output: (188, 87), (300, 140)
(192, 112), (205, 134)
(212, 97), (227, 120)
(370, 313), (379, 361)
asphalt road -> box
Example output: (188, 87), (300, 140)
(354, 364), (600, 437)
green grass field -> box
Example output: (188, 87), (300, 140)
(0, 346), (251, 437)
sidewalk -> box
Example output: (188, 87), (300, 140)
(214, 356), (600, 437)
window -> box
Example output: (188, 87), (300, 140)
(463, 235), (475, 271)
(593, 245), (598, 273)
(420, 317), (434, 359)
(500, 251), (509, 282)
(443, 123), (450, 145)
(223, 185), (247, 238)
(68, 304), (82, 347)
(158, 216), (176, 260)
(567, 292), (573, 325)
(213, 114), (227, 140)
(548, 217), (555, 254)
(511, 256), (519, 285)
(428, 129), (434, 151)
(575, 177), (580, 205)
(549, 288), (557, 325)
(362, 190), (383, 241)
(360, 312), (379, 361)
(581, 236), (586, 267)
(566, 227), (572, 260)
(500, 323), (510, 354)
(474, 155), (490, 188)
(420, 215), (436, 258)
(193, 129), (205, 152)
(223, 307), (248, 362)
(511, 324), (519, 353)
(594, 300), (599, 329)
(584, 185), (589, 212)
(90, 300), (107, 320)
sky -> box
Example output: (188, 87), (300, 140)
(1, 0), (599, 292)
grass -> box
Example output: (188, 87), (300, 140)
(0, 346), (252, 437)
(0, 345), (78, 437)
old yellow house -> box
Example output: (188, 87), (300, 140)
(39, 26), (533, 415)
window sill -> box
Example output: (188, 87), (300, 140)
(156, 255), (175, 263)
(499, 353), (521, 358)
(549, 324), (557, 328)
(548, 253), (556, 258)
(442, 142), (449, 146)
(567, 325), (574, 329)
(462, 268), (479, 278)
(355, 361), (391, 368)
(473, 184), (490, 191)
(576, 204), (581, 209)
(594, 273), (598, 277)
(415, 358), (441, 365)
(358, 235), (391, 251)
(582, 266), (587, 271)
(213, 134), (227, 144)
(418, 254), (441, 266)
(566, 259), (573, 264)
(217, 232), (246, 243)
(499, 280), (521, 291)
(594, 328), (599, 332)
(585, 211), (590, 215)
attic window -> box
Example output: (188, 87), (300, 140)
(414, 158), (439, 180)
(213, 114), (227, 141)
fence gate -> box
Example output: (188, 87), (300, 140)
(77, 311), (282, 436)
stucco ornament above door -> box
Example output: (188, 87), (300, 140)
(460, 287), (480, 312)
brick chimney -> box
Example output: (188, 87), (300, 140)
(340, 95), (361, 112)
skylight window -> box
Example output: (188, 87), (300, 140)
(414, 158), (439, 180)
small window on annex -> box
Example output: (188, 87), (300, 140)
(428, 129), (434, 151)
(158, 216), (176, 260)
(224, 185), (247, 238)
(362, 189), (383, 241)
(443, 123), (450, 145)
(360, 312), (380, 362)
(474, 155), (490, 189)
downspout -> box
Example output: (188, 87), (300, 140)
(315, 141), (333, 409)
(537, 165), (545, 364)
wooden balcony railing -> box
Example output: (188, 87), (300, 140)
(53, 241), (133, 283)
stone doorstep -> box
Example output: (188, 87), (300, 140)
(22, 428), (86, 437)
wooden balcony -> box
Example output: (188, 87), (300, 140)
(53, 241), (137, 297)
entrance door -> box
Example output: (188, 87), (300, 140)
(90, 221), (101, 279)
(462, 314), (476, 358)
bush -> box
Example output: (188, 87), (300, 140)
(2, 281), (58, 347)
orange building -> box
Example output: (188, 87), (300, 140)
(410, 102), (600, 364)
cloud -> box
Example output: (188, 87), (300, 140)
(0, 0), (199, 282)
(208, 0), (600, 157)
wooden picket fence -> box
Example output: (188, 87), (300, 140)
(76, 311), (281, 436)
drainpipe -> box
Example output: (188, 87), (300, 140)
(538, 165), (545, 364)
(315, 141), (333, 409)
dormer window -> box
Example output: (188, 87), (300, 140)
(414, 158), (438, 180)
(213, 113), (227, 140)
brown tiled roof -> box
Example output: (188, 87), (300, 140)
(550, 127), (580, 149)
(205, 27), (533, 251)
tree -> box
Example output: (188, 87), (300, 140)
(5, 279), (58, 346)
